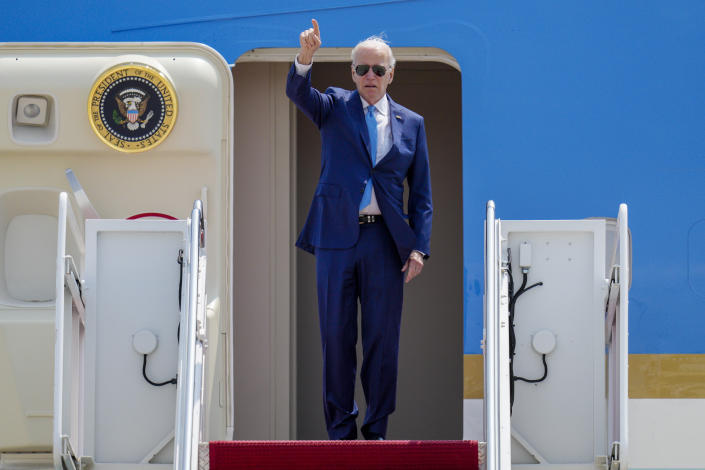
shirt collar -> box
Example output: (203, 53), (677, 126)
(360, 95), (389, 117)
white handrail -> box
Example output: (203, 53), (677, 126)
(174, 200), (207, 470)
(53, 192), (69, 470)
(484, 200), (511, 470)
(605, 204), (630, 470)
(484, 201), (498, 470)
(53, 193), (85, 470)
(617, 203), (629, 470)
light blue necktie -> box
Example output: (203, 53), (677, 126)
(359, 105), (377, 210)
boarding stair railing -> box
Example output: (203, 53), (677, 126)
(605, 204), (629, 470)
(174, 200), (208, 470)
(53, 196), (209, 470)
(483, 201), (511, 470)
(53, 192), (87, 470)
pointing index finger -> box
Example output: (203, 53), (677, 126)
(312, 19), (320, 38)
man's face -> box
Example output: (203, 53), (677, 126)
(351, 46), (394, 105)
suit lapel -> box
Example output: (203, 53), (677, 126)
(348, 91), (373, 164)
(382, 95), (404, 165)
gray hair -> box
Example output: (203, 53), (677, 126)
(351, 35), (396, 68)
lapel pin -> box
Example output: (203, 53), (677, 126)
(395, 114), (402, 120)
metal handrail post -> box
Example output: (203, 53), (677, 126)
(484, 201), (498, 470)
(174, 200), (207, 470)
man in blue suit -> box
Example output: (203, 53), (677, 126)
(287, 19), (432, 440)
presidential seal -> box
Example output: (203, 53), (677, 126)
(88, 63), (177, 152)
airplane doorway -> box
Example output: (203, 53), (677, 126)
(295, 60), (463, 439)
(232, 52), (462, 440)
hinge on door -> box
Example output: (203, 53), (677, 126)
(59, 435), (94, 470)
(60, 436), (81, 470)
(605, 265), (621, 310)
(196, 319), (208, 350)
(605, 265), (621, 343)
(608, 441), (621, 470)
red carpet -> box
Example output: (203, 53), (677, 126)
(209, 440), (478, 470)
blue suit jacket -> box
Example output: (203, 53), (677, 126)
(286, 64), (432, 263)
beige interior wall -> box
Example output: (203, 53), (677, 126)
(232, 62), (295, 439)
(295, 62), (463, 439)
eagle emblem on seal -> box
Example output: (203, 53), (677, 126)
(113, 88), (155, 131)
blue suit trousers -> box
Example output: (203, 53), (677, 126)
(315, 222), (404, 440)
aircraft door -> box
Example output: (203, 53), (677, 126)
(482, 202), (630, 469)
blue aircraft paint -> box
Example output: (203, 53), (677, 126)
(2, 0), (704, 354)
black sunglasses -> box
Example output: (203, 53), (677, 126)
(354, 64), (388, 77)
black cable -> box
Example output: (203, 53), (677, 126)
(514, 353), (548, 383)
(142, 354), (177, 386)
(177, 249), (184, 311)
(139, 248), (184, 388)
(506, 250), (547, 413)
(177, 249), (184, 342)
(507, 250), (517, 410)
(509, 272), (528, 315)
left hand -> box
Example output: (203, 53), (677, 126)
(298, 19), (321, 65)
(401, 251), (424, 283)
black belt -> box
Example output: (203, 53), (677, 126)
(359, 214), (382, 225)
